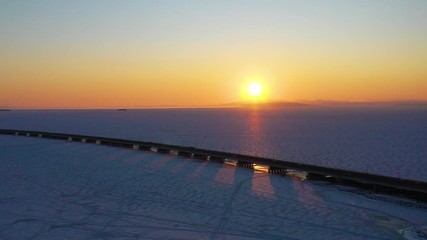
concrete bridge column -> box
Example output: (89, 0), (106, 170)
(209, 156), (225, 163)
(237, 161), (253, 168)
(121, 143), (134, 148)
(138, 145), (152, 151)
(178, 151), (193, 158)
(193, 154), (209, 160)
(306, 173), (327, 180)
(156, 148), (171, 154)
(269, 166), (287, 174)
(170, 150), (179, 155)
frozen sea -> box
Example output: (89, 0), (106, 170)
(1, 106), (426, 181)
(1, 135), (427, 239)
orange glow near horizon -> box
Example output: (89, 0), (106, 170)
(1, 1), (427, 108)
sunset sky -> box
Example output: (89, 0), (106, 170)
(1, 0), (426, 108)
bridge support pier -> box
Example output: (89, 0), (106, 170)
(157, 148), (171, 154)
(138, 145), (152, 151)
(269, 166), (287, 174)
(120, 143), (134, 148)
(209, 156), (225, 163)
(306, 173), (327, 180)
(193, 154), (209, 160)
(237, 161), (253, 168)
(85, 139), (97, 144)
(178, 151), (193, 158)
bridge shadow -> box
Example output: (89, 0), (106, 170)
(250, 173), (277, 201)
(214, 164), (236, 187)
(269, 173), (329, 214)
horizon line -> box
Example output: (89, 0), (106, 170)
(2, 99), (427, 110)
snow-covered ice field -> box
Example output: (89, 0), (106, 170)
(1, 135), (426, 239)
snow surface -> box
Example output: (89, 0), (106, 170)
(1, 135), (426, 239)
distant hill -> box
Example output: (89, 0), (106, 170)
(301, 100), (427, 107)
(220, 101), (310, 108)
(221, 100), (427, 108)
(0, 106), (11, 111)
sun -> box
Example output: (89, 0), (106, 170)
(240, 78), (268, 102)
(247, 82), (263, 98)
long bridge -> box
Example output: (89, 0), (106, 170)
(1, 128), (426, 201)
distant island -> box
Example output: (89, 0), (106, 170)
(0, 109), (11, 111)
(301, 100), (427, 107)
(222, 101), (309, 108)
(221, 100), (427, 108)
